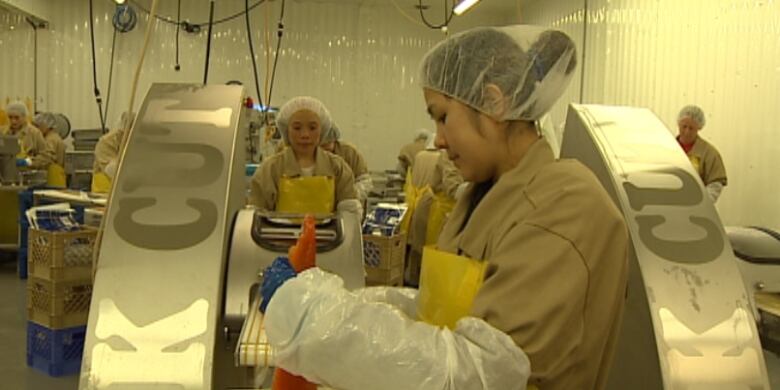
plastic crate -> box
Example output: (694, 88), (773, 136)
(27, 276), (92, 329)
(363, 234), (406, 270)
(26, 322), (86, 377)
(28, 228), (96, 281)
(365, 267), (404, 287)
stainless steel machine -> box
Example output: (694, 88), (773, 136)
(78, 83), (364, 390)
(561, 104), (770, 390)
(0, 134), (21, 184)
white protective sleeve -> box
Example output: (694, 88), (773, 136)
(337, 199), (364, 219)
(104, 159), (118, 179)
(706, 182), (724, 202)
(264, 268), (530, 390)
(354, 173), (374, 202)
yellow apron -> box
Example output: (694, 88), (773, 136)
(400, 171), (429, 235)
(689, 155), (702, 177)
(424, 192), (456, 246)
(417, 247), (538, 390)
(91, 172), (112, 193)
(46, 164), (66, 187)
(417, 246), (487, 329)
(276, 176), (335, 214)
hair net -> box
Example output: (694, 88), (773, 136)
(419, 25), (577, 122)
(677, 105), (706, 128)
(321, 123), (341, 144)
(33, 112), (57, 130)
(276, 96), (332, 144)
(5, 101), (28, 117)
(415, 129), (432, 142)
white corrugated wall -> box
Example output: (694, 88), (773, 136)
(521, 0), (780, 229)
(0, 8), (35, 112)
(0, 0), (515, 170)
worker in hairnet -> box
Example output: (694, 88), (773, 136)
(249, 96), (360, 215)
(32, 112), (67, 187)
(1, 102), (54, 170)
(92, 111), (135, 193)
(397, 128), (430, 178)
(404, 136), (463, 286)
(676, 105), (727, 202)
(32, 113), (65, 166)
(258, 26), (628, 390)
(320, 123), (373, 202)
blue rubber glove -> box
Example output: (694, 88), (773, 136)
(259, 256), (297, 313)
(16, 158), (30, 167)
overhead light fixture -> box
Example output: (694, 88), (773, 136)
(114, 0), (126, 4)
(453, 0), (481, 15)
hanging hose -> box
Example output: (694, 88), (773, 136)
(246, 0), (265, 108)
(127, 0), (159, 118)
(265, 0), (287, 110)
(263, 2), (271, 102)
(93, 0), (159, 280)
(88, 0), (107, 133)
(203, 1), (215, 85)
(417, 0), (454, 30)
(102, 29), (118, 133)
(25, 18), (38, 113)
(175, 0), (181, 71)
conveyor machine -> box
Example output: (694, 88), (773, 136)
(561, 104), (771, 389)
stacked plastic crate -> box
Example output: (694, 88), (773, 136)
(26, 227), (96, 376)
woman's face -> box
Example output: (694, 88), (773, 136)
(677, 116), (701, 144)
(8, 113), (25, 131)
(288, 109), (322, 156)
(423, 88), (503, 183)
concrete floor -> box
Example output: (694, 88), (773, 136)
(2, 254), (780, 390)
(0, 257), (78, 390)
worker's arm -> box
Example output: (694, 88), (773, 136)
(264, 268), (530, 390)
(470, 223), (588, 386)
(334, 160), (363, 216)
(249, 162), (277, 210)
(28, 130), (56, 169)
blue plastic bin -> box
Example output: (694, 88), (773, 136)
(26, 321), (86, 377)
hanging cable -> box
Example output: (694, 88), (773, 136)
(265, 0), (286, 110)
(88, 0), (107, 133)
(25, 18), (38, 113)
(102, 29), (118, 133)
(245, 0), (265, 108)
(389, 0), (427, 28)
(417, 0), (454, 30)
(127, 0), (159, 118)
(130, 0), (264, 28)
(263, 1), (271, 101)
(175, 0), (181, 71)
(203, 1), (215, 85)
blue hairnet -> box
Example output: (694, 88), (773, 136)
(678, 105), (706, 128)
(419, 25), (577, 122)
(276, 96), (332, 144)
